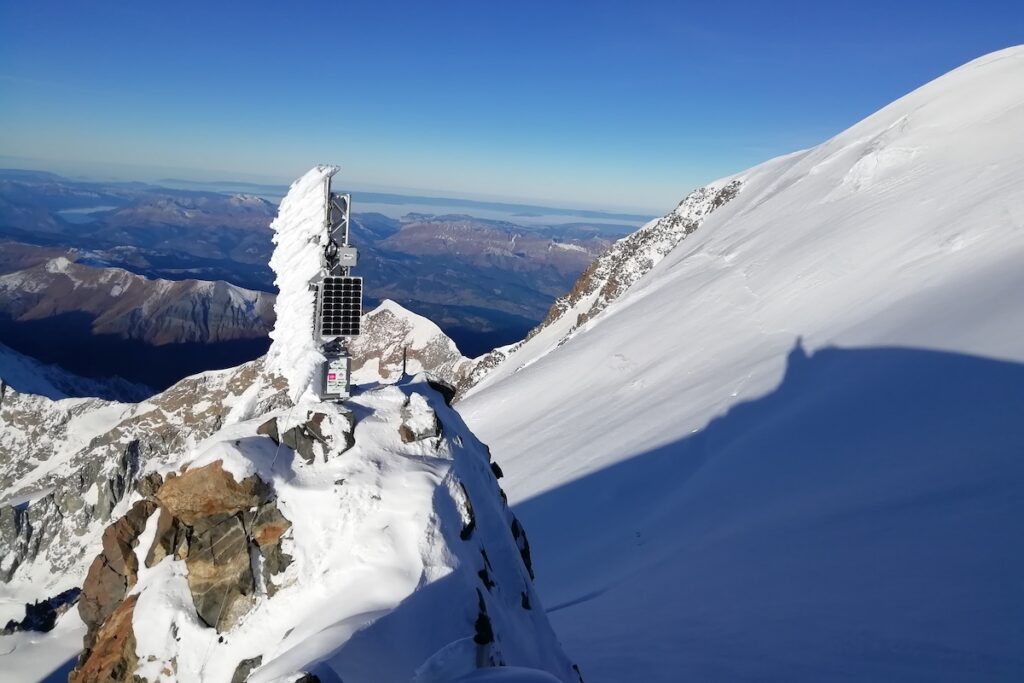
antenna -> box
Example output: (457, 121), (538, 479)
(313, 171), (363, 401)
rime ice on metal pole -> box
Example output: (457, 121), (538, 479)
(264, 166), (335, 401)
(266, 164), (363, 402)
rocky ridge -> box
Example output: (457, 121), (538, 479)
(458, 179), (743, 394)
(0, 357), (289, 596)
(0, 257), (275, 345)
(62, 377), (579, 682)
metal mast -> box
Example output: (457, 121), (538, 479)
(313, 171), (363, 401)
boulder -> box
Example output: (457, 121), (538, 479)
(259, 411), (354, 463)
(156, 461), (271, 525)
(232, 655), (263, 683)
(145, 506), (188, 567)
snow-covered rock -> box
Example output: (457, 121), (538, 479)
(351, 299), (474, 386)
(67, 378), (578, 683)
(458, 46), (1024, 682)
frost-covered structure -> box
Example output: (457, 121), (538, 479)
(266, 165), (338, 402)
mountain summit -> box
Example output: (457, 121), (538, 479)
(0, 169), (579, 682)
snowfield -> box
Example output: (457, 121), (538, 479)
(459, 47), (1024, 681)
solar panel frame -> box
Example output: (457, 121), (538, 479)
(316, 276), (363, 339)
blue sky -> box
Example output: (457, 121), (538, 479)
(2, 1), (1022, 213)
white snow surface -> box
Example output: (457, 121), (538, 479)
(458, 47), (1024, 681)
(129, 378), (577, 683)
(267, 165), (337, 402)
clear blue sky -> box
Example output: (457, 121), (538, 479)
(1, 1), (1022, 213)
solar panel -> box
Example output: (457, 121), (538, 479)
(317, 276), (363, 338)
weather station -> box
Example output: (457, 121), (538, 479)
(313, 172), (363, 401)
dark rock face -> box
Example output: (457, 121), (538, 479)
(0, 438), (142, 583)
(145, 506), (188, 567)
(1, 587), (80, 634)
(511, 516), (535, 580)
(188, 513), (254, 629)
(232, 655), (263, 683)
(426, 377), (457, 406)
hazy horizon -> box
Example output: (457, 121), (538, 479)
(3, 2), (1023, 213)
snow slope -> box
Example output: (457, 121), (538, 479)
(458, 47), (1024, 681)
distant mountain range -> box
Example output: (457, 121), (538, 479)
(0, 169), (638, 358)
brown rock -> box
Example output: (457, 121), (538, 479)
(79, 556), (128, 645)
(135, 471), (164, 498)
(70, 594), (139, 683)
(78, 499), (156, 647)
(99, 499), (157, 576)
(156, 461), (271, 525)
(251, 502), (291, 548)
(186, 513), (255, 630)
(145, 507), (188, 567)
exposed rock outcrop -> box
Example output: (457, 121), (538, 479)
(258, 410), (354, 464)
(457, 180), (742, 396)
(67, 379), (577, 683)
(1, 587), (80, 634)
(72, 461), (294, 682)
(349, 299), (474, 386)
(0, 356), (290, 594)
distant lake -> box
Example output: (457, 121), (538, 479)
(56, 206), (119, 224)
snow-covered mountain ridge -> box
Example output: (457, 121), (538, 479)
(461, 179), (742, 393)
(64, 379), (578, 683)
(0, 257), (275, 346)
(0, 169), (577, 682)
(458, 46), (1024, 682)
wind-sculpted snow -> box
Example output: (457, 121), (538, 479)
(459, 46), (1024, 682)
(266, 165), (337, 402)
